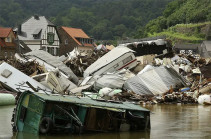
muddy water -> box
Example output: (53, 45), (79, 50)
(1, 104), (211, 139)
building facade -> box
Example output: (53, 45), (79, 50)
(15, 15), (60, 56)
(58, 26), (95, 56)
(0, 27), (17, 59)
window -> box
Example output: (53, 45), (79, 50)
(6, 37), (11, 42)
(65, 39), (68, 45)
(47, 32), (55, 45)
(123, 56), (133, 64)
(33, 34), (38, 39)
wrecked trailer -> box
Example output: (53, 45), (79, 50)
(13, 91), (150, 134)
(83, 47), (137, 77)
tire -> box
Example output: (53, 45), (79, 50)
(39, 117), (53, 134)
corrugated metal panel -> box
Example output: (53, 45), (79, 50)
(124, 77), (153, 95)
(35, 93), (149, 112)
(140, 69), (169, 95)
(124, 66), (187, 95)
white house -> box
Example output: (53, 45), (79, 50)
(15, 15), (60, 56)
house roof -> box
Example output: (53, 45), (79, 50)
(0, 27), (12, 38)
(62, 26), (90, 45)
(17, 16), (54, 41)
(32, 92), (149, 112)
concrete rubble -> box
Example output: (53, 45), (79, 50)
(0, 39), (210, 106)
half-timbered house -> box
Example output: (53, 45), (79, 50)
(15, 15), (60, 56)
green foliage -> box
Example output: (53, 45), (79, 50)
(142, 0), (211, 41)
(0, 0), (26, 26)
(144, 16), (167, 35)
(0, 0), (173, 40)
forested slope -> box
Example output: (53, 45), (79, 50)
(143, 0), (211, 37)
(0, 0), (172, 40)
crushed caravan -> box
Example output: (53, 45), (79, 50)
(84, 47), (137, 77)
(13, 91), (150, 134)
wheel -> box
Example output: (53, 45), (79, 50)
(39, 117), (53, 134)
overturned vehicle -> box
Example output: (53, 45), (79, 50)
(13, 91), (150, 134)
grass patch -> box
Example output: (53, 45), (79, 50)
(148, 31), (204, 44)
(174, 22), (211, 28)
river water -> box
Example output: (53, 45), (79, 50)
(1, 104), (211, 139)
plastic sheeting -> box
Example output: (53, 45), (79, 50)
(94, 74), (125, 90)
(93, 69), (135, 91)
(124, 66), (187, 95)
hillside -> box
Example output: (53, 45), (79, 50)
(149, 22), (211, 44)
(142, 0), (211, 43)
(0, 0), (173, 40)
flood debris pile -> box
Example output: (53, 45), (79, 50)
(1, 58), (45, 76)
(65, 49), (107, 77)
(0, 38), (209, 135)
(149, 53), (211, 104)
(73, 39), (211, 105)
(0, 39), (209, 106)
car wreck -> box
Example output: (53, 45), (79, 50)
(13, 91), (150, 134)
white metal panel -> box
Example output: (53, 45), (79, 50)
(0, 62), (51, 93)
(84, 47), (135, 77)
